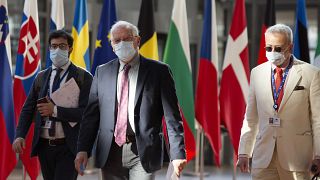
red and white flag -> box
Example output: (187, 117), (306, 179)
(219, 0), (250, 157)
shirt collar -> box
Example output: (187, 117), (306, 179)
(52, 60), (71, 71)
(119, 53), (140, 71)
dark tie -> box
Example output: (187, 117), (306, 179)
(114, 64), (131, 146)
(49, 68), (62, 137)
(275, 67), (284, 109)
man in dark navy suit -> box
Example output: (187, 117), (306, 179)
(13, 30), (92, 180)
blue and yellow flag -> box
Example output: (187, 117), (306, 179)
(70, 0), (90, 70)
(91, 0), (117, 75)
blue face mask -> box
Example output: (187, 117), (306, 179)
(50, 48), (69, 67)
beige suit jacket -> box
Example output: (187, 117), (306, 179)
(238, 57), (320, 171)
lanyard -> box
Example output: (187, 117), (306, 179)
(48, 65), (71, 96)
(271, 59), (292, 111)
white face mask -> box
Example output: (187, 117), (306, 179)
(50, 48), (69, 67)
(266, 51), (285, 66)
(114, 41), (136, 63)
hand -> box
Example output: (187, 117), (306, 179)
(311, 159), (320, 175)
(74, 151), (88, 176)
(37, 97), (54, 116)
(237, 157), (250, 173)
(12, 138), (25, 154)
(172, 159), (187, 177)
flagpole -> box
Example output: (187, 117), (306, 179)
(200, 127), (204, 180)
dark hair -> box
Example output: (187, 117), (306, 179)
(48, 30), (73, 47)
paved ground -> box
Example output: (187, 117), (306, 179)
(8, 165), (251, 180)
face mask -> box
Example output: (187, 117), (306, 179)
(266, 51), (285, 66)
(114, 41), (136, 63)
(50, 48), (69, 67)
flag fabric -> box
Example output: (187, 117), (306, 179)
(219, 0), (250, 157)
(138, 0), (159, 60)
(91, 0), (117, 75)
(45, 0), (65, 68)
(293, 0), (310, 63)
(13, 0), (41, 179)
(195, 0), (220, 166)
(70, 0), (90, 70)
(0, 1), (17, 178)
(163, 0), (196, 161)
(314, 32), (320, 67)
(257, 0), (275, 65)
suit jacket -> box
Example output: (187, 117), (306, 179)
(238, 57), (320, 171)
(77, 56), (186, 173)
(15, 63), (93, 156)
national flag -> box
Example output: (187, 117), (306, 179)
(195, 0), (220, 166)
(45, 0), (65, 68)
(70, 0), (90, 70)
(257, 0), (275, 65)
(314, 32), (320, 67)
(0, 1), (17, 178)
(163, 0), (196, 161)
(138, 0), (159, 60)
(219, 0), (250, 157)
(91, 0), (117, 75)
(293, 0), (310, 63)
(13, 0), (41, 179)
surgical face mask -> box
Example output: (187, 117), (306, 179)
(114, 41), (136, 63)
(50, 48), (69, 67)
(266, 51), (285, 66)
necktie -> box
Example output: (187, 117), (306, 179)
(114, 64), (131, 146)
(49, 68), (62, 137)
(275, 67), (284, 109)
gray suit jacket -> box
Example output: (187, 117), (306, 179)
(77, 56), (186, 173)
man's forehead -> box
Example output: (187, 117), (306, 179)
(51, 37), (68, 43)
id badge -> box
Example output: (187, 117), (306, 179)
(41, 120), (52, 129)
(269, 116), (281, 127)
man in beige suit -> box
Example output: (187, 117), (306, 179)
(237, 24), (320, 180)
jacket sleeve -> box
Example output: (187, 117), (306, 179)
(160, 65), (186, 160)
(15, 75), (39, 139)
(310, 70), (320, 156)
(238, 69), (259, 157)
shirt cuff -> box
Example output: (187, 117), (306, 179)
(314, 155), (320, 160)
(238, 154), (249, 158)
(52, 106), (58, 117)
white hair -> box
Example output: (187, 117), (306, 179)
(110, 20), (139, 40)
(265, 24), (293, 44)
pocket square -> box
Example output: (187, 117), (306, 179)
(294, 85), (305, 90)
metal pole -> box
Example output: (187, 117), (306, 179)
(200, 128), (204, 180)
(195, 124), (201, 174)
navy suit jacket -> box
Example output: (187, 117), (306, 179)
(15, 63), (93, 156)
(77, 56), (186, 173)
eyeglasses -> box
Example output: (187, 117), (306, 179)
(49, 43), (69, 50)
(265, 46), (284, 53)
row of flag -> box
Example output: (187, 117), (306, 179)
(0, 0), (319, 179)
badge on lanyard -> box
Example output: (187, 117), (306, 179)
(269, 114), (281, 127)
(41, 119), (52, 129)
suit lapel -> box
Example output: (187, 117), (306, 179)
(66, 63), (77, 81)
(260, 63), (274, 109)
(134, 57), (150, 107)
(39, 68), (52, 97)
(104, 60), (119, 108)
(278, 60), (302, 112)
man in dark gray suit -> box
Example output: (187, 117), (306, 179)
(13, 30), (93, 180)
(75, 21), (187, 180)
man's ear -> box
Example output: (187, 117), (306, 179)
(68, 47), (73, 55)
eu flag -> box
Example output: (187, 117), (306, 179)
(91, 0), (117, 75)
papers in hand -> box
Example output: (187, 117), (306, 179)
(166, 162), (180, 180)
(51, 78), (79, 127)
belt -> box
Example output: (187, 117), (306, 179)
(40, 138), (66, 146)
(126, 135), (136, 143)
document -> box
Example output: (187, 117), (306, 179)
(166, 162), (180, 180)
(51, 78), (79, 127)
